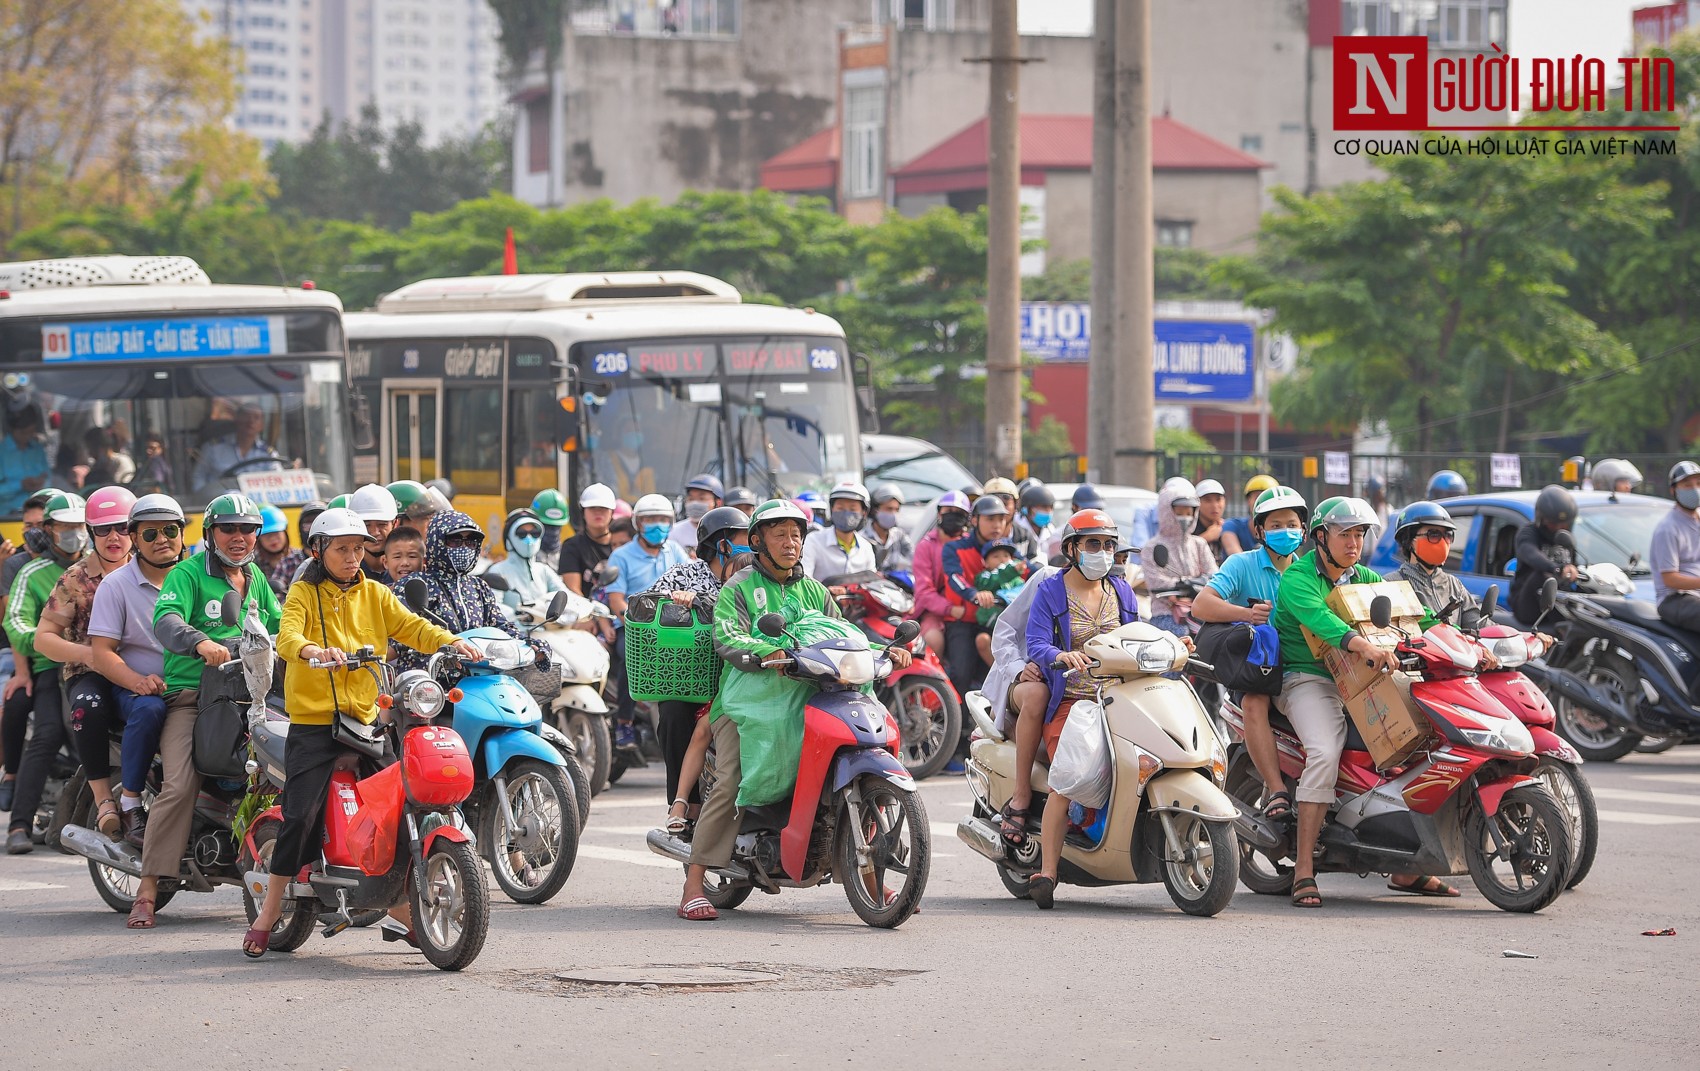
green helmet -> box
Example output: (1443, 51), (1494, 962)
(204, 492), (264, 568)
(749, 498), (810, 532)
(25, 486), (66, 513)
(1308, 496), (1380, 538)
(531, 488), (569, 526)
(327, 493), (350, 510)
(43, 491), (86, 525)
(1252, 485), (1309, 528)
(387, 479), (448, 521)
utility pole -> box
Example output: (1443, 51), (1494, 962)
(1086, 0), (1116, 483)
(1111, 0), (1155, 488)
(983, 0), (1023, 478)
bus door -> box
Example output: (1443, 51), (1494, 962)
(385, 382), (442, 483)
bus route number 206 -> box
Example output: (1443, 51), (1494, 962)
(591, 350), (630, 376)
(809, 347), (840, 372)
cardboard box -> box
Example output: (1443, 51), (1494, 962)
(1300, 580), (1435, 769)
(1304, 580), (1425, 657)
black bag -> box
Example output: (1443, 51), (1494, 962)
(193, 661), (251, 778)
(1193, 620), (1283, 697)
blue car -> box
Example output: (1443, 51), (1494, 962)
(1367, 490), (1663, 607)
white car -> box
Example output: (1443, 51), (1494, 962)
(861, 433), (982, 532)
(1048, 482), (1160, 550)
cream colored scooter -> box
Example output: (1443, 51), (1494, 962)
(959, 622), (1241, 915)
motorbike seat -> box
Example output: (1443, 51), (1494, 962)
(1597, 595), (1700, 653)
(251, 719), (290, 774)
(1267, 703), (1368, 752)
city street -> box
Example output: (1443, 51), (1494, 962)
(2, 750), (1696, 1069)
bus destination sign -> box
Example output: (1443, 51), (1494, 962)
(41, 315), (287, 362)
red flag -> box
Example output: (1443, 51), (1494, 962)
(502, 227), (518, 274)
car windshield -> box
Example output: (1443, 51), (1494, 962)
(863, 451), (979, 504)
(1575, 504), (1665, 574)
(0, 361), (351, 516)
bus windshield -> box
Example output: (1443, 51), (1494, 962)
(0, 360), (352, 516)
(578, 336), (856, 500)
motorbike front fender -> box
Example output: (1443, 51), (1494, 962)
(479, 728), (567, 780)
(1144, 769), (1238, 821)
(1476, 774), (1538, 817)
(1529, 725), (1582, 765)
(831, 747), (915, 794)
(421, 824), (472, 856)
(555, 683), (608, 715)
(242, 803), (286, 863)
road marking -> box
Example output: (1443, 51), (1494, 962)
(1595, 809), (1700, 825)
(1592, 787), (1700, 808)
(930, 822), (960, 839)
(576, 844), (681, 869)
(0, 879), (65, 892)
(589, 798), (674, 810)
(1631, 773), (1700, 786)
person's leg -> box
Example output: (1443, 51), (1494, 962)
(655, 699), (696, 808)
(253, 725), (339, 935)
(116, 689), (167, 800)
(1240, 693), (1288, 804)
(610, 630), (635, 746)
(1, 674), (28, 778)
(683, 714), (743, 911)
(1281, 674), (1347, 905)
(137, 690), (202, 913)
(8, 670), (65, 839)
(975, 629), (993, 666)
(66, 674), (120, 833)
(673, 713), (712, 819)
(1008, 681), (1049, 814)
(918, 612), (945, 660)
(943, 621), (985, 697)
(1658, 593), (1700, 632)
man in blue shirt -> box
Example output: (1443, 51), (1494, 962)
(0, 405), (49, 516)
(604, 493), (688, 748)
(192, 403), (280, 493)
(1191, 485), (1308, 820)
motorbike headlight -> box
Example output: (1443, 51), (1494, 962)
(1459, 713), (1534, 755)
(1489, 636), (1529, 668)
(556, 609), (580, 627)
(1122, 636), (1184, 674)
(398, 674), (446, 718)
(475, 637), (530, 671)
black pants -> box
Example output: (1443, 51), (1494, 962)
(9, 669), (64, 833)
(269, 723), (360, 877)
(1659, 593), (1700, 633)
(610, 632), (633, 724)
(1, 678), (28, 776)
(65, 672), (117, 782)
(944, 621), (986, 699)
(656, 699), (703, 806)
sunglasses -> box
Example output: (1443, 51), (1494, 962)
(138, 524), (182, 543)
(1075, 537), (1117, 553)
(1416, 529), (1454, 544)
(90, 523), (127, 538)
(446, 534), (483, 548)
(214, 523), (260, 536)
(515, 527), (543, 540)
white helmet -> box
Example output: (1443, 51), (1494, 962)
(580, 482), (617, 510)
(129, 493), (185, 526)
(633, 493), (674, 520)
(1590, 458), (1642, 490)
(347, 483), (398, 522)
(1195, 479), (1226, 498)
(308, 507), (373, 543)
(1164, 477), (1200, 510)
(828, 479), (870, 507)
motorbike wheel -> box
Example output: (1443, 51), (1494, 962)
(82, 790), (179, 915)
(1634, 733), (1681, 754)
(481, 759), (580, 905)
(1157, 813), (1240, 917)
(1223, 755), (1294, 896)
(562, 708), (612, 795)
(835, 775), (930, 928)
(410, 837), (490, 971)
(1553, 653), (1642, 762)
(702, 872), (754, 911)
(608, 754), (629, 785)
(997, 865), (1033, 900)
(1534, 759), (1598, 889)
(1463, 784), (1571, 913)
(238, 821), (314, 952)
(563, 751), (593, 830)
(889, 676), (962, 781)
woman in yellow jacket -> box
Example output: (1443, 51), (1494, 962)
(244, 508), (479, 959)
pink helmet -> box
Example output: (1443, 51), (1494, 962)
(85, 485), (138, 528)
(612, 498), (634, 521)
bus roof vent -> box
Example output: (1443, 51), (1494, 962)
(0, 256), (210, 290)
(374, 271), (742, 313)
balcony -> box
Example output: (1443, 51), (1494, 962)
(568, 0), (740, 39)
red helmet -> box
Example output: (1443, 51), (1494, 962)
(1061, 508), (1118, 548)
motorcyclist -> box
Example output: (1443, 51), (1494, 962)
(1221, 474), (1279, 555)
(604, 493), (688, 748)
(1193, 479), (1229, 564)
(347, 484), (400, 580)
(0, 486), (59, 813)
(913, 489), (971, 658)
(1650, 460), (1700, 634)
(531, 489), (570, 560)
(724, 486), (760, 518)
(148, 494), (283, 927)
(559, 482), (616, 598)
(669, 474), (725, 552)
(1391, 501), (1479, 620)
(801, 479), (876, 585)
(1144, 478), (1217, 638)
(1013, 481), (1056, 564)
(1426, 469), (1468, 501)
(1509, 485), (1579, 627)
(941, 495), (1013, 698)
(485, 507), (568, 611)
(394, 510), (549, 673)
(244, 507), (475, 958)
(254, 505), (304, 589)
(387, 480), (450, 525)
(865, 483), (914, 572)
(1591, 458), (1642, 496)
(294, 500), (328, 552)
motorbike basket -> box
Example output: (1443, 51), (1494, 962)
(510, 660), (564, 706)
(623, 593), (718, 703)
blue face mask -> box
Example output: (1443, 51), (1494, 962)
(620, 431), (643, 452)
(1263, 528), (1304, 557)
(726, 543), (751, 556)
(1031, 511), (1052, 529)
(512, 534), (541, 559)
(642, 522), (670, 547)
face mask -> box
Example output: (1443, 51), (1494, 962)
(1108, 562), (1127, 579)
(831, 509), (863, 533)
(55, 528), (88, 555)
(938, 513), (967, 536)
(874, 509), (900, 530)
(685, 500), (710, 522)
(1031, 511), (1052, 529)
(1679, 488), (1700, 510)
(1076, 549), (1113, 581)
(512, 535), (541, 559)
(23, 526), (50, 555)
(1263, 528), (1304, 557)
(641, 523), (670, 547)
(446, 545), (480, 574)
(1413, 537), (1450, 567)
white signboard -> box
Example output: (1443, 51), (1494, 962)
(238, 469), (319, 507)
(1490, 453), (1522, 488)
(1324, 451), (1351, 486)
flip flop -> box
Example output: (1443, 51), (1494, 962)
(1028, 874), (1056, 910)
(677, 897), (718, 921)
(242, 925), (270, 957)
(1387, 876), (1460, 898)
(1291, 877), (1323, 908)
(127, 897), (156, 930)
(1261, 790), (1294, 822)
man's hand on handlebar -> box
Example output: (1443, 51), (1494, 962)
(302, 644), (348, 666)
(450, 639), (482, 661)
(887, 646), (913, 669)
(761, 651), (792, 675)
(1350, 636), (1399, 675)
(198, 639), (233, 667)
(1561, 564), (1580, 582)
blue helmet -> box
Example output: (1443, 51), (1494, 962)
(259, 504), (289, 536)
(685, 473), (725, 499)
(1071, 483), (1106, 511)
(1426, 469), (1468, 499)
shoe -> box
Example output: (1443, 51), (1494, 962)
(125, 807), (149, 850)
(6, 828), (32, 855)
(0, 779), (14, 811)
(943, 757), (966, 775)
(614, 723), (637, 750)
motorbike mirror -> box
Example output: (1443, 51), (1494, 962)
(1553, 528), (1577, 553)
(1481, 583), (1500, 615)
(1148, 544), (1169, 569)
(891, 620), (920, 645)
(482, 571), (510, 591)
(402, 577), (430, 613)
(219, 591), (242, 627)
(1540, 576), (1558, 612)
(1460, 605), (1481, 632)
(755, 612), (786, 638)
(593, 561), (620, 585)
(1369, 595), (1393, 630)
(546, 589), (570, 620)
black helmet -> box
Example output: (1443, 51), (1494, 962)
(1534, 484), (1577, 529)
(1071, 483), (1106, 511)
(1018, 482), (1055, 510)
(1394, 500), (1455, 546)
(695, 506), (751, 561)
(724, 485), (760, 509)
(971, 494), (1010, 517)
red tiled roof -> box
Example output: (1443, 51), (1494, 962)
(891, 114), (1267, 196)
(760, 126), (839, 193)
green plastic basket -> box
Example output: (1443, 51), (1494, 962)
(624, 597), (719, 703)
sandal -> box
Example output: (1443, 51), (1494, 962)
(380, 922), (420, 948)
(1028, 874), (1056, 910)
(96, 798), (122, 839)
(1261, 790), (1294, 822)
(242, 925), (270, 958)
(665, 799), (690, 835)
(1291, 877), (1323, 908)
(1387, 876), (1460, 898)
(677, 896), (719, 921)
(998, 804), (1032, 847)
(127, 897), (156, 930)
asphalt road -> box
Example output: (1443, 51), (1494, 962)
(3, 750), (1697, 1070)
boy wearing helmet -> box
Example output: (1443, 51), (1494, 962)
(866, 483), (914, 571)
(801, 480), (877, 584)
(1650, 461), (1700, 634)
(347, 484), (400, 581)
(669, 474), (724, 552)
(941, 495), (1015, 697)
(1509, 485), (1580, 626)
(1221, 474), (1279, 556)
(486, 507), (569, 611)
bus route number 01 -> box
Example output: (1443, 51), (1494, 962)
(591, 350), (629, 377)
(809, 347), (840, 372)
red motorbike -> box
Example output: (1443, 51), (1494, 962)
(1220, 595), (1573, 913)
(827, 570), (962, 780)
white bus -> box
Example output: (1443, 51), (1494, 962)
(344, 271), (869, 533)
(0, 256), (353, 540)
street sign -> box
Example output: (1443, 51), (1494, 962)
(238, 469), (319, 507)
(1324, 451), (1351, 486)
(1019, 302), (1091, 362)
(1154, 320), (1257, 402)
(1491, 453), (1522, 488)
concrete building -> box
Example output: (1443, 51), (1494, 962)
(184, 0), (323, 147)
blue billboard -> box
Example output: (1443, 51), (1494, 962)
(1153, 320), (1256, 402)
(41, 315), (287, 363)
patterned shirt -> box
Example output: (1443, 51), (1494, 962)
(1061, 585), (1121, 699)
(265, 549), (306, 590)
(645, 559), (724, 618)
(40, 555), (109, 683)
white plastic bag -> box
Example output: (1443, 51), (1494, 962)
(1046, 700), (1112, 809)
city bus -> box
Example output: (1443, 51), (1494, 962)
(0, 256), (354, 542)
(344, 271), (868, 538)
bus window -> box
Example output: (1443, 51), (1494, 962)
(584, 382), (722, 502)
(508, 388), (561, 505)
(445, 386), (502, 496)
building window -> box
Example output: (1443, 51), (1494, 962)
(844, 84), (885, 200)
(1341, 1), (1505, 48)
(1156, 220), (1193, 248)
(526, 97), (550, 174)
(1240, 134), (1263, 154)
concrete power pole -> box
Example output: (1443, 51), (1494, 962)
(984, 0), (1023, 478)
(1086, 0), (1117, 484)
(1111, 0), (1155, 489)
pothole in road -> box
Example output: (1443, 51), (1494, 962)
(506, 962), (925, 997)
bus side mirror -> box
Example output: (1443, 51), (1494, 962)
(1369, 595), (1393, 630)
(853, 352), (880, 434)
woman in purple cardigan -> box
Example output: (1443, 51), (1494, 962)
(1005, 509), (1140, 908)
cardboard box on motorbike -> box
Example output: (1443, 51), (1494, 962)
(1302, 581), (1435, 770)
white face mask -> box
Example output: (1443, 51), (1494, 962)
(1076, 549), (1114, 581)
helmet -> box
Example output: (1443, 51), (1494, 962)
(982, 476), (1018, 500)
(43, 491), (87, 525)
(696, 506), (751, 559)
(1243, 474), (1279, 499)
(937, 490), (971, 513)
(327, 494), (350, 510)
(612, 499), (633, 521)
(297, 500), (328, 541)
(1534, 484), (1578, 529)
(531, 488), (569, 526)
(24, 486), (64, 513)
(424, 478), (455, 502)
(980, 537), (1019, 558)
(85, 486), (137, 528)
(1060, 508), (1118, 548)
(579, 483), (617, 511)
(204, 492), (263, 527)
(1394, 500), (1456, 543)
(1018, 482), (1055, 509)
(258, 504), (288, 536)
(1670, 460), (1700, 487)
(387, 479), (428, 512)
(870, 482), (904, 507)
(129, 493), (185, 527)
(749, 498), (810, 534)
(828, 479), (871, 508)
(503, 507), (544, 552)
(1071, 484), (1106, 511)
(684, 473), (725, 500)
(725, 485), (761, 509)
(971, 494), (1010, 517)
(1308, 496), (1381, 538)
(632, 493), (674, 520)
(348, 484), (398, 522)
(308, 507), (372, 544)
(1252, 485), (1309, 527)
(1195, 479), (1226, 499)
(1590, 458), (1642, 491)
(794, 489), (826, 510)
(1426, 469), (1468, 499)
(1165, 477), (1200, 510)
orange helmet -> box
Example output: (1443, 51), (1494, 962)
(1061, 508), (1118, 549)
